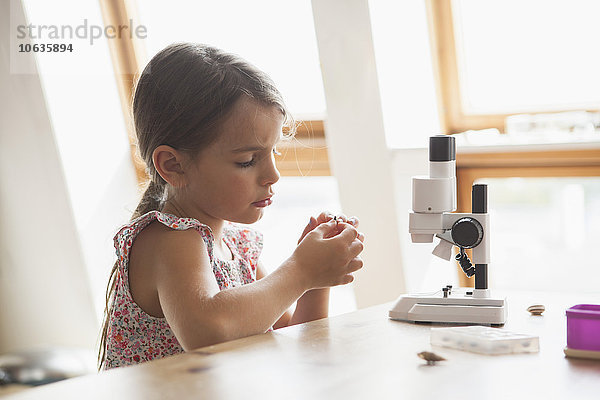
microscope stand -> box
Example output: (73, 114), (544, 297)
(389, 288), (507, 325)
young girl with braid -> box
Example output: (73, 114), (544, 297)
(98, 43), (364, 370)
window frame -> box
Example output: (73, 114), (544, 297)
(426, 0), (600, 134)
(99, 0), (147, 182)
(102, 0), (600, 184)
(425, 0), (600, 287)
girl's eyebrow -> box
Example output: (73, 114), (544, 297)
(231, 136), (282, 153)
(230, 145), (266, 153)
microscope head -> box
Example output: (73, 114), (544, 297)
(410, 135), (457, 242)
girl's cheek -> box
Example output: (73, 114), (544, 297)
(229, 174), (253, 190)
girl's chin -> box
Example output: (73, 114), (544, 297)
(229, 209), (265, 225)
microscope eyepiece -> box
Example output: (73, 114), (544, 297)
(429, 135), (455, 162)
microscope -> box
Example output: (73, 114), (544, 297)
(389, 135), (507, 325)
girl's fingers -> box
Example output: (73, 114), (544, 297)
(340, 274), (355, 285)
(316, 211), (334, 224)
(348, 239), (364, 258)
(347, 257), (364, 273)
(314, 211), (358, 229)
(298, 216), (318, 244)
(330, 222), (359, 241)
(321, 219), (350, 239)
(315, 219), (339, 238)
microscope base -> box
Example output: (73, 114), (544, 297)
(389, 289), (507, 325)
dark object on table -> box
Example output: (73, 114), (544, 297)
(417, 351), (446, 365)
(527, 304), (545, 316)
(0, 347), (94, 387)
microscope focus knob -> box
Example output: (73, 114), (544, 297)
(451, 217), (483, 249)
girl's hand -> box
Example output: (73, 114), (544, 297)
(298, 212), (362, 244)
(290, 220), (365, 290)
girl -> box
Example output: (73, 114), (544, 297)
(98, 43), (364, 370)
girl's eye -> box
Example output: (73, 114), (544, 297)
(237, 158), (256, 168)
(237, 148), (279, 168)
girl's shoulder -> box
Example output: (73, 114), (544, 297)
(114, 211), (215, 267)
(124, 212), (215, 320)
(133, 214), (204, 247)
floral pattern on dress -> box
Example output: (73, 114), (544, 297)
(103, 211), (263, 370)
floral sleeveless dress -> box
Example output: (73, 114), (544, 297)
(103, 211), (263, 369)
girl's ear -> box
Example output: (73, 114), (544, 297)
(152, 145), (188, 188)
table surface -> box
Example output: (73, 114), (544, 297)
(4, 290), (600, 400)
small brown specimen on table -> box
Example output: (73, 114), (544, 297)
(527, 305), (545, 316)
(418, 351), (446, 365)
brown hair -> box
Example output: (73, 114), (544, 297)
(98, 43), (295, 369)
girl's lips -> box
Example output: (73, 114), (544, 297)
(252, 198), (273, 208)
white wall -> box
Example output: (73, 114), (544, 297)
(312, 0), (454, 302)
(312, 0), (406, 308)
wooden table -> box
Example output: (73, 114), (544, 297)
(4, 291), (600, 399)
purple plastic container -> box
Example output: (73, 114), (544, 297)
(566, 304), (600, 351)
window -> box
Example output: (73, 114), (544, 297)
(486, 177), (600, 292)
(135, 0), (326, 119)
(425, 0), (600, 290)
(429, 0), (600, 133)
(133, 0), (328, 176)
(369, 0), (441, 148)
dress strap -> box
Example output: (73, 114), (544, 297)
(113, 211), (216, 285)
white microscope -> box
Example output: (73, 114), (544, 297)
(389, 135), (507, 325)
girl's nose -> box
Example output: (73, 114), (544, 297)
(261, 156), (280, 186)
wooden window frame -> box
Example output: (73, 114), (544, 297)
(101, 0), (600, 194)
(426, 0), (600, 134)
(278, 120), (329, 176)
(99, 0), (146, 183)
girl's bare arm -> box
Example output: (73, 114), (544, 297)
(255, 263), (329, 329)
(153, 221), (362, 351)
